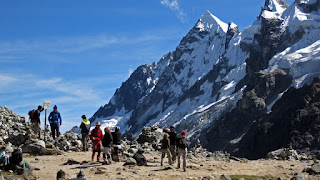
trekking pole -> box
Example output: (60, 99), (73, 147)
(44, 109), (47, 143)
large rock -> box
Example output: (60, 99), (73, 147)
(133, 149), (147, 166)
(307, 163), (320, 175)
(290, 173), (307, 180)
(124, 158), (137, 166)
(22, 140), (46, 154)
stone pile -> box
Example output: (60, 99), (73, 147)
(267, 148), (310, 161)
(188, 140), (230, 162)
(0, 106), (29, 147)
(136, 125), (163, 146)
(0, 106), (91, 155)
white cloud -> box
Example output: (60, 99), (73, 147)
(161, 0), (187, 23)
(128, 67), (134, 77)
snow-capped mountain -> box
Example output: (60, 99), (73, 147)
(89, 0), (320, 158)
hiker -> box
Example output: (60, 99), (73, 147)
(90, 122), (103, 162)
(168, 126), (177, 163)
(112, 126), (122, 162)
(177, 131), (188, 172)
(31, 105), (43, 139)
(79, 115), (90, 152)
(48, 105), (62, 140)
(102, 127), (113, 164)
(160, 133), (172, 166)
(0, 145), (9, 167)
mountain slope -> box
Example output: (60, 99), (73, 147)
(89, 0), (320, 158)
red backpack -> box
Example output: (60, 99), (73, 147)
(28, 110), (35, 122)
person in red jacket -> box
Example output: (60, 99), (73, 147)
(90, 122), (103, 162)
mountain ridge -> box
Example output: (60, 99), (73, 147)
(86, 0), (320, 159)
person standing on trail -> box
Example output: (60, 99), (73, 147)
(168, 126), (177, 163)
(112, 126), (122, 162)
(79, 115), (90, 152)
(102, 127), (113, 164)
(177, 131), (188, 172)
(48, 105), (62, 140)
(90, 122), (103, 162)
(160, 133), (172, 166)
(31, 105), (43, 139)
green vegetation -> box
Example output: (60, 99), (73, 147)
(1, 171), (36, 180)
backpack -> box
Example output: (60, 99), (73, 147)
(81, 123), (90, 133)
(28, 110), (35, 122)
(10, 148), (23, 166)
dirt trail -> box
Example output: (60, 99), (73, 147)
(24, 151), (316, 179)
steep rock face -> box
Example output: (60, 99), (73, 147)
(202, 0), (320, 154)
(236, 77), (320, 159)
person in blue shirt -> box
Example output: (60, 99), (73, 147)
(48, 105), (62, 140)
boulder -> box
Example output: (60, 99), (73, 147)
(133, 149), (147, 166)
(124, 158), (137, 166)
(22, 140), (46, 154)
(306, 163), (320, 175)
(290, 173), (306, 180)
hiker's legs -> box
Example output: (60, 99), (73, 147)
(56, 124), (60, 138)
(169, 146), (176, 162)
(166, 149), (172, 165)
(82, 133), (88, 151)
(50, 123), (56, 139)
(114, 147), (119, 162)
(32, 122), (41, 138)
(97, 149), (101, 161)
(92, 150), (96, 161)
(177, 148), (181, 168)
(182, 148), (187, 171)
(160, 149), (165, 166)
(106, 147), (112, 163)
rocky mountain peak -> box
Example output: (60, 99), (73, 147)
(264, 0), (289, 12)
(196, 10), (228, 33)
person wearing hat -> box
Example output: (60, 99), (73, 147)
(90, 122), (103, 161)
(48, 105), (62, 140)
(80, 115), (90, 152)
(32, 105), (44, 139)
(168, 126), (177, 163)
(102, 127), (113, 164)
(176, 131), (188, 172)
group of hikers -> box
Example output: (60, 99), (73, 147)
(161, 126), (188, 172)
(29, 105), (62, 140)
(0, 104), (189, 177)
(80, 120), (122, 164)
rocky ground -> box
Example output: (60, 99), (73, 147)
(1, 106), (320, 179)
(23, 151), (319, 180)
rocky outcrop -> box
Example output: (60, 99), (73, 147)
(204, 68), (293, 153)
(236, 77), (320, 159)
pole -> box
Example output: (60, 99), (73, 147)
(44, 109), (47, 143)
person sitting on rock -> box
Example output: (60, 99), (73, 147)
(79, 115), (90, 152)
(48, 105), (62, 140)
(177, 131), (188, 172)
(112, 126), (122, 162)
(90, 122), (103, 162)
(102, 127), (113, 165)
(0, 145), (10, 167)
(160, 133), (172, 166)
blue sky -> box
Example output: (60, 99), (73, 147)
(0, 0), (294, 133)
